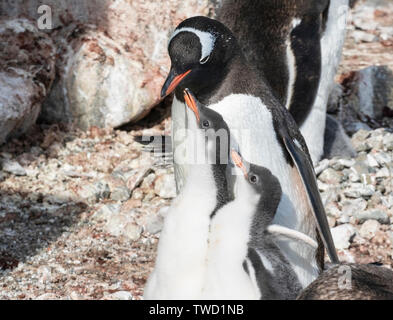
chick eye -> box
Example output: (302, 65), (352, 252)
(249, 174), (259, 184)
(202, 120), (210, 128)
(200, 55), (210, 64)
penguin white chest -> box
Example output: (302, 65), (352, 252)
(209, 94), (319, 288)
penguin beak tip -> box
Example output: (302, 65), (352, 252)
(161, 69), (192, 99)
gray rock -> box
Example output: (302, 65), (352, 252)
(77, 181), (110, 203)
(366, 154), (379, 167)
(352, 30), (378, 43)
(2, 159), (26, 176)
(93, 203), (121, 221)
(331, 224), (357, 250)
(319, 168), (342, 185)
(107, 291), (133, 300)
(144, 212), (164, 235)
(0, 19), (56, 143)
(325, 203), (342, 218)
(341, 198), (368, 216)
(104, 211), (142, 241)
(354, 209), (390, 224)
(110, 186), (131, 202)
(359, 220), (381, 239)
(11, 0), (216, 129)
(315, 159), (330, 176)
(344, 183), (375, 199)
(387, 231), (393, 245)
(383, 134), (393, 151)
(154, 174), (177, 199)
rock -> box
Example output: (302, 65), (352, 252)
(343, 66), (393, 121)
(387, 231), (393, 245)
(341, 198), (368, 216)
(104, 211), (142, 241)
(1, 159), (26, 176)
(319, 168), (342, 185)
(331, 224), (357, 250)
(325, 203), (342, 218)
(352, 30), (378, 42)
(366, 154), (379, 167)
(123, 223), (143, 242)
(105, 291), (133, 300)
(9, 0), (218, 128)
(93, 203), (121, 221)
(143, 212), (165, 235)
(381, 195), (393, 209)
(359, 220), (381, 239)
(383, 134), (393, 151)
(374, 152), (392, 167)
(0, 18), (56, 143)
(354, 209), (390, 224)
(315, 159), (330, 176)
(154, 174), (177, 199)
(110, 186), (131, 202)
(76, 181), (111, 204)
(344, 183), (375, 199)
(327, 216), (337, 228)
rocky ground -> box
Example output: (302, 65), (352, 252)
(0, 0), (392, 300)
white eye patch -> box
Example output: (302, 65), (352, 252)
(169, 27), (216, 62)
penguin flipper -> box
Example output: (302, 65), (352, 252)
(282, 136), (339, 264)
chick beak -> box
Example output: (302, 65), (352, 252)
(183, 88), (200, 123)
(231, 149), (248, 179)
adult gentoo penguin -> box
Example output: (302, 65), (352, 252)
(183, 91), (317, 299)
(143, 89), (230, 300)
(298, 263), (393, 300)
(217, 0), (350, 163)
(161, 16), (339, 288)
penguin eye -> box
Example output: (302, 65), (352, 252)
(200, 55), (210, 64)
(249, 174), (259, 184)
(202, 120), (210, 128)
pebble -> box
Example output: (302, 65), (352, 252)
(154, 174), (177, 199)
(2, 159), (26, 176)
(105, 291), (133, 300)
(331, 224), (357, 250)
(344, 184), (375, 199)
(354, 209), (390, 225)
(352, 29), (378, 43)
(341, 198), (368, 217)
(359, 220), (381, 239)
(319, 168), (342, 185)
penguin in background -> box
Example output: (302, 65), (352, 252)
(160, 16), (339, 288)
(298, 263), (393, 300)
(216, 0), (353, 164)
(180, 89), (319, 300)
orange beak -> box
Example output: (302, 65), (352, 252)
(231, 149), (248, 178)
(161, 69), (192, 98)
(183, 89), (200, 123)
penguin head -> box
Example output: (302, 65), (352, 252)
(231, 150), (282, 221)
(161, 16), (238, 100)
(184, 89), (230, 165)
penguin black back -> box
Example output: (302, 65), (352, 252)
(217, 0), (330, 126)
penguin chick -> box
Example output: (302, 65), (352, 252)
(143, 90), (230, 300)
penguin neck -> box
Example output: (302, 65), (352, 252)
(233, 176), (260, 211)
